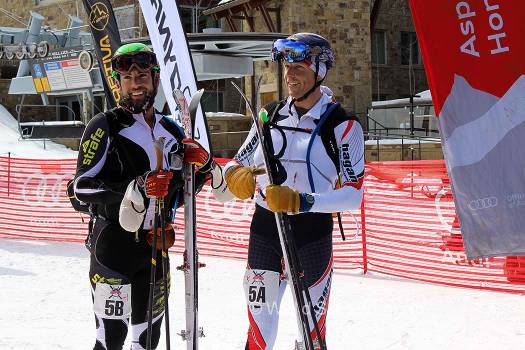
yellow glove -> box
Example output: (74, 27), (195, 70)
(265, 185), (300, 213)
(224, 165), (265, 200)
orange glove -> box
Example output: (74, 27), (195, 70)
(147, 224), (175, 250)
(182, 138), (211, 170)
(225, 165), (265, 199)
(265, 185), (300, 213)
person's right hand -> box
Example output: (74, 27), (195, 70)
(137, 169), (174, 198)
(224, 165), (265, 200)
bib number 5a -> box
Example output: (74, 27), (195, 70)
(243, 269), (280, 307)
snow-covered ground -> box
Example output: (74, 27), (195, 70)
(1, 238), (525, 350)
(1, 106), (525, 349)
(0, 104), (76, 158)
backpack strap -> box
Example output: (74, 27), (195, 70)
(263, 100), (358, 191)
(309, 103), (357, 241)
(305, 103), (341, 192)
(318, 105), (359, 176)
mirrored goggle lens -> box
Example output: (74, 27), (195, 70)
(112, 52), (158, 73)
(271, 39), (308, 63)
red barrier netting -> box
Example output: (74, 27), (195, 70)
(0, 155), (524, 293)
(364, 160), (525, 293)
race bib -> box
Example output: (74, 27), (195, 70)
(243, 269), (280, 307)
(93, 283), (132, 319)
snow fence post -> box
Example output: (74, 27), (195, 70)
(360, 193), (368, 274)
(7, 152), (11, 197)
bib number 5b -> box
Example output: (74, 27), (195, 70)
(93, 283), (132, 319)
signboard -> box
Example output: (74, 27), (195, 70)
(29, 47), (93, 93)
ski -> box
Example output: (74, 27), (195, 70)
(231, 82), (326, 350)
(174, 88), (205, 350)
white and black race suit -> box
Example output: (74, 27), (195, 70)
(73, 108), (207, 350)
(226, 87), (365, 349)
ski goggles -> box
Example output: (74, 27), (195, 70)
(111, 51), (159, 74)
(271, 39), (310, 63)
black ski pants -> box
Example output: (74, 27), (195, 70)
(89, 217), (169, 350)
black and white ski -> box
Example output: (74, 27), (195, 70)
(174, 88), (205, 350)
(231, 82), (326, 350)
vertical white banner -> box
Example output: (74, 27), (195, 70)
(138, 0), (211, 151)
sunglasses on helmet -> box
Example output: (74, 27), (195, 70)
(271, 39), (309, 63)
(111, 51), (159, 74)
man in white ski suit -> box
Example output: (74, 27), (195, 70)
(224, 33), (365, 349)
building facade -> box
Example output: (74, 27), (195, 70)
(371, 0), (428, 101)
(0, 0), (428, 136)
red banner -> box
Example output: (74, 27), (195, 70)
(409, 1), (525, 258)
(410, 1), (525, 113)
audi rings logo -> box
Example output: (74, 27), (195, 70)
(468, 197), (498, 211)
(22, 173), (70, 207)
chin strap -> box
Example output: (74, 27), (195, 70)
(289, 59), (326, 114)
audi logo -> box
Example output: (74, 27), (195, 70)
(468, 197), (498, 211)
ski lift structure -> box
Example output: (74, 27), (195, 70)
(2, 9), (284, 147)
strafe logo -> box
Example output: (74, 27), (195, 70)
(82, 128), (105, 165)
(468, 197), (498, 211)
(89, 2), (109, 31)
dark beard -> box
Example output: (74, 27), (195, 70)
(119, 91), (154, 114)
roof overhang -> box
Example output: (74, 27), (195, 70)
(186, 32), (286, 61)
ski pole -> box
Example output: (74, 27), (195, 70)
(159, 197), (171, 350)
(146, 199), (160, 350)
(147, 137), (166, 350)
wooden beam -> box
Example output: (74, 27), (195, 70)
(242, 9), (255, 32)
(225, 15), (239, 32)
(256, 4), (276, 33)
(371, 0), (383, 29)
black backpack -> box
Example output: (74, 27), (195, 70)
(264, 100), (359, 185)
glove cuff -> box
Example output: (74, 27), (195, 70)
(299, 193), (315, 213)
(198, 156), (214, 174)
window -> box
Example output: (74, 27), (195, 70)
(115, 5), (135, 40)
(56, 96), (81, 121)
(400, 32), (422, 65)
(372, 31), (386, 65)
(372, 94), (389, 102)
(201, 91), (224, 113)
(179, 6), (219, 33)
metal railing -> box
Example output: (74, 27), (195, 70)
(15, 103), (82, 149)
(364, 131), (441, 161)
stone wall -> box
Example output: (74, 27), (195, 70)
(365, 142), (443, 161)
(245, 0), (372, 126)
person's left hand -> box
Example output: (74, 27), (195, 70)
(147, 224), (175, 250)
(265, 185), (315, 214)
(265, 185), (300, 213)
(182, 138), (212, 172)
